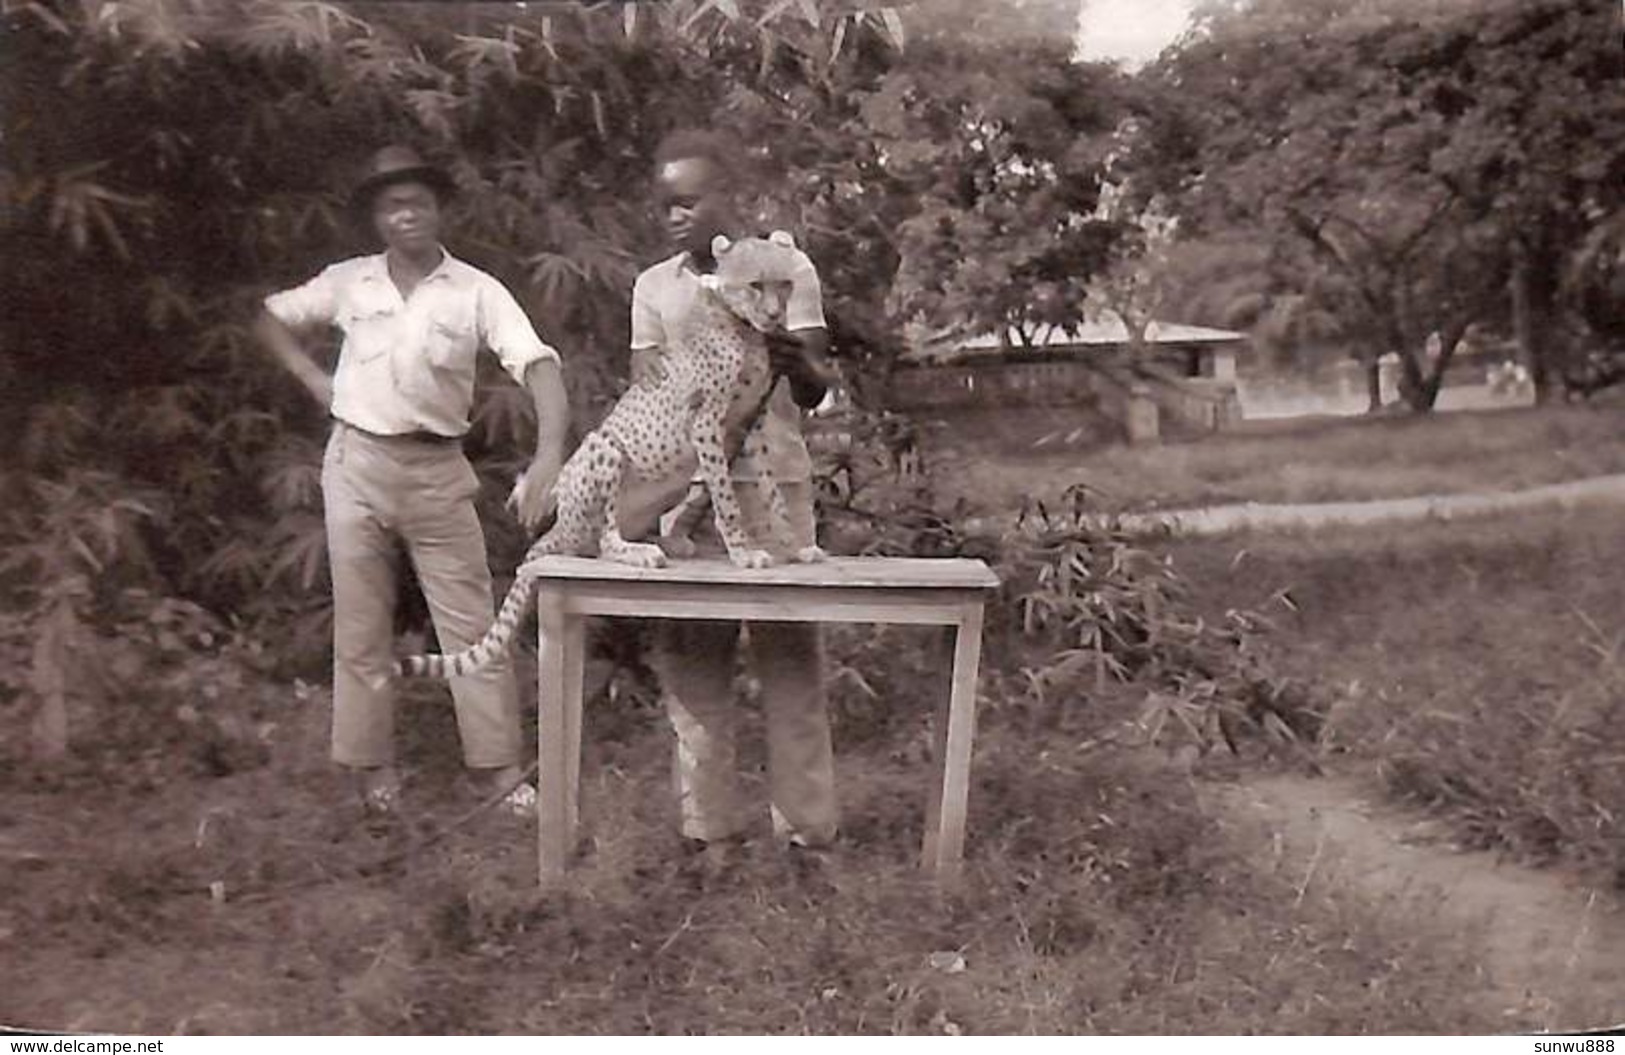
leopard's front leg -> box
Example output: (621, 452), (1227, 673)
(744, 420), (826, 564)
(690, 407), (774, 569)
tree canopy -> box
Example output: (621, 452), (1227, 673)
(5, 0), (1623, 671)
(1149, 0), (1625, 408)
(0, 0), (1142, 687)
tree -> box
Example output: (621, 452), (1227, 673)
(1150, 0), (1615, 411)
(1085, 195), (1179, 351)
(882, 44), (1130, 347)
(1567, 211), (1625, 347)
(1079, 137), (1182, 352)
(1420, 0), (1625, 402)
(1559, 209), (1625, 399)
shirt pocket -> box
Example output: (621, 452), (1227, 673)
(338, 286), (399, 363)
(425, 302), (478, 374)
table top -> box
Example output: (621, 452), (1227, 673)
(525, 554), (1000, 591)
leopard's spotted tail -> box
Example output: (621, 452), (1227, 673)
(393, 532), (570, 681)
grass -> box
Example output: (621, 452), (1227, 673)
(0, 689), (1501, 1035)
(925, 402), (1625, 513)
(1168, 504), (1625, 879)
(7, 403), (1625, 1034)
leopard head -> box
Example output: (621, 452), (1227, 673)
(700, 231), (806, 334)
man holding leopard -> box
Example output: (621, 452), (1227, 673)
(258, 134), (840, 857)
(619, 129), (844, 860)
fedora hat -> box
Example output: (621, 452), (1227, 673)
(350, 144), (457, 214)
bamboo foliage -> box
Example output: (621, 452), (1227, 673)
(0, 0), (1119, 761)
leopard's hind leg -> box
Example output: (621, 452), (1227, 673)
(514, 432), (665, 572)
(599, 467), (668, 569)
(657, 480), (708, 559)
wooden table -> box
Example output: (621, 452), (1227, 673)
(529, 554), (1000, 884)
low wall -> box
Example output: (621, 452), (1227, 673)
(1238, 359), (1534, 419)
(889, 359), (1114, 411)
(890, 356), (1241, 443)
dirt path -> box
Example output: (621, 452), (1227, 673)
(1110, 472), (1625, 537)
(1209, 771), (1625, 1034)
(1164, 476), (1625, 1033)
(966, 472), (1625, 538)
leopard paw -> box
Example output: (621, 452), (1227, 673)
(606, 542), (669, 569)
(793, 545), (828, 564)
(727, 547), (775, 570)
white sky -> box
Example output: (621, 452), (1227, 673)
(1074, 0), (1195, 66)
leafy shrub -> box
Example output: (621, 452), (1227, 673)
(813, 411), (1315, 760)
(998, 504), (1320, 755)
(0, 463), (289, 779)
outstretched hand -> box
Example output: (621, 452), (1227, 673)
(507, 452), (561, 532)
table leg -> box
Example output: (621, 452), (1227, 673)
(922, 603), (984, 880)
(537, 588), (570, 885)
(561, 612), (585, 841)
(921, 623), (954, 867)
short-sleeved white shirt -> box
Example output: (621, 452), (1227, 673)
(629, 249), (826, 482)
(264, 250), (559, 437)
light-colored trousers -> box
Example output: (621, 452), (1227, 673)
(321, 422), (521, 770)
(642, 480), (838, 846)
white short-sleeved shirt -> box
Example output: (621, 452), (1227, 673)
(630, 249), (826, 482)
(264, 250), (559, 437)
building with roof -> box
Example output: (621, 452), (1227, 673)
(890, 312), (1248, 444)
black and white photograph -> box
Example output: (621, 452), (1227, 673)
(2, 0), (1623, 1037)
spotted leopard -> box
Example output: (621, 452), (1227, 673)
(396, 232), (825, 680)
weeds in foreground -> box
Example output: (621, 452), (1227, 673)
(10, 405), (1618, 1033)
(810, 409), (1322, 765)
(1171, 507), (1625, 878)
(0, 710), (1498, 1034)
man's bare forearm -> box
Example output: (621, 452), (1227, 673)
(774, 328), (837, 409)
(505, 357), (571, 529)
(526, 357), (570, 461)
(254, 311), (332, 407)
(783, 326), (838, 409)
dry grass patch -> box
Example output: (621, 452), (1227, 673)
(1168, 506), (1625, 877)
(927, 403), (1625, 513)
(0, 702), (1503, 1035)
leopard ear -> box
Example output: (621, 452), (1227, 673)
(711, 234), (733, 257)
(768, 229), (796, 249)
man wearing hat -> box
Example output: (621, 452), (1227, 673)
(255, 145), (569, 816)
